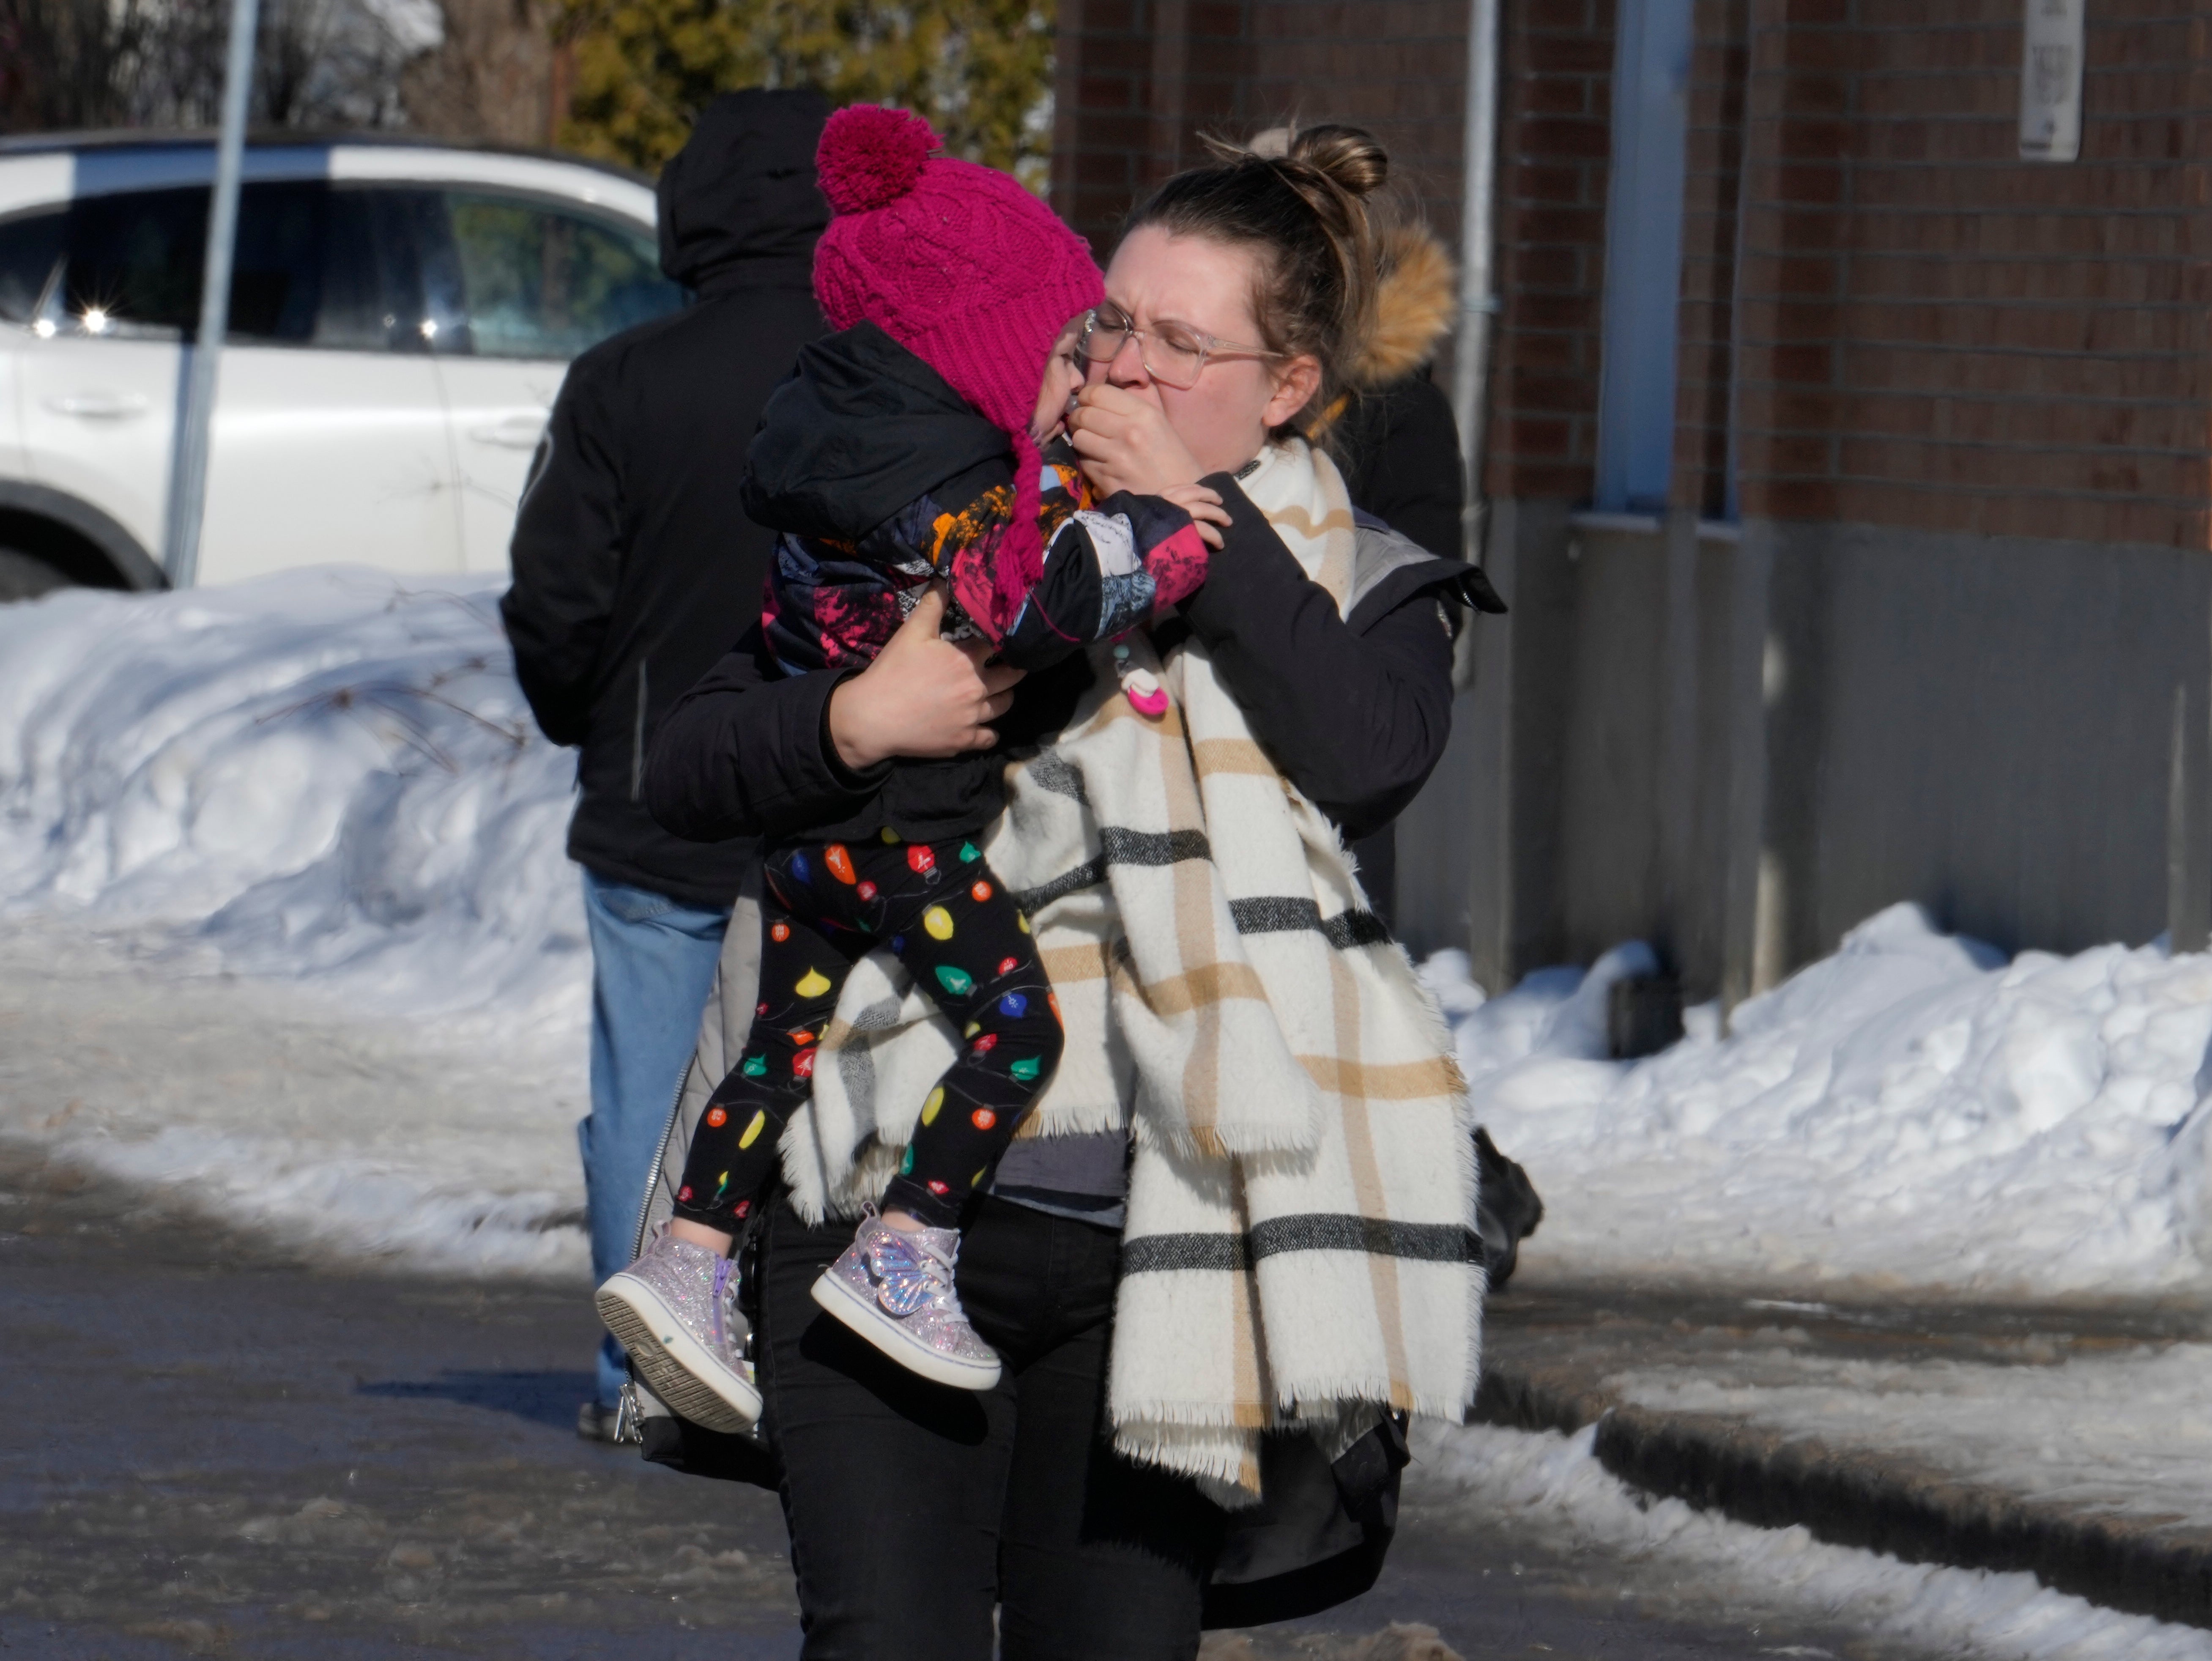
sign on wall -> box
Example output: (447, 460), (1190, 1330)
(2019, 0), (2085, 162)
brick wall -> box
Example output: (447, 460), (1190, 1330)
(1051, 0), (1473, 261)
(1051, 0), (1249, 250)
(1481, 0), (1616, 501)
(1054, 0), (2212, 551)
(1732, 0), (2212, 548)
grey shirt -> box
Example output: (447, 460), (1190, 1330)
(990, 1130), (1130, 1230)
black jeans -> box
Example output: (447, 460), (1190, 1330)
(759, 1195), (1225, 1661)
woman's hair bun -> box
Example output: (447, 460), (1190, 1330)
(1282, 124), (1388, 199)
(816, 104), (940, 215)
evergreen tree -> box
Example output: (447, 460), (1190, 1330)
(558, 0), (1053, 189)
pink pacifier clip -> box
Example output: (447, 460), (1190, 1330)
(1112, 641), (1169, 717)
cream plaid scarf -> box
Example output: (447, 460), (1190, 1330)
(784, 440), (1483, 1504)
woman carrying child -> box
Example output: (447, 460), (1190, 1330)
(595, 105), (1232, 1425)
(645, 115), (1497, 1661)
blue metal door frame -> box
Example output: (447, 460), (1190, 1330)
(1595, 0), (1693, 514)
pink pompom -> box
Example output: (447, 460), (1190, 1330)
(816, 105), (939, 215)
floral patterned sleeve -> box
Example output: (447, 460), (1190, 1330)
(944, 450), (1213, 670)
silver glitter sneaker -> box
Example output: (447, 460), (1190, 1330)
(810, 1209), (1002, 1390)
(594, 1228), (761, 1433)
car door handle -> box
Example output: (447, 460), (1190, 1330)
(47, 392), (150, 419)
(468, 411), (549, 448)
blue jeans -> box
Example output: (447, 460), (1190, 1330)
(579, 869), (733, 1409)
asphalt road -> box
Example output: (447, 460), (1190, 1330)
(1, 1143), (1935, 1661)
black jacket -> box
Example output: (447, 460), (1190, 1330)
(737, 323), (1029, 843)
(740, 323), (1202, 844)
(1330, 367), (1468, 921)
(745, 322), (1009, 548)
(1337, 371), (1466, 562)
(499, 89), (830, 907)
(646, 473), (1476, 851)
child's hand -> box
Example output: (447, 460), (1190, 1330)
(1161, 482), (1230, 550)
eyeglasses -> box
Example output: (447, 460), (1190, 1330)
(1075, 303), (1279, 389)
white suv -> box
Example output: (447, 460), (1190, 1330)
(0, 133), (680, 598)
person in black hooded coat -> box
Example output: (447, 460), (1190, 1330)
(499, 88), (830, 1439)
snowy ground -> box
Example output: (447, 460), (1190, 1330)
(1414, 1423), (2212, 1661)
(12, 573), (2212, 1655)
(0, 568), (585, 1032)
(1603, 1335), (2212, 1532)
(1426, 910), (2212, 1300)
(0, 918), (586, 1277)
(7, 570), (2212, 1300)
(0, 570), (591, 1276)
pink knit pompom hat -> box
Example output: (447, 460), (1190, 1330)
(813, 105), (1104, 635)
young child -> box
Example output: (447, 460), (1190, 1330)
(594, 105), (1227, 1432)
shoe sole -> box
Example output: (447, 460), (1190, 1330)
(810, 1267), (1003, 1390)
(595, 1275), (762, 1434)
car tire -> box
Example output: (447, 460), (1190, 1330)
(0, 548), (71, 602)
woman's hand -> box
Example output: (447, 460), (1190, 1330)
(827, 587), (1023, 770)
(1066, 382), (1207, 497)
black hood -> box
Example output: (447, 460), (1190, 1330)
(743, 323), (1011, 542)
(657, 88), (830, 294)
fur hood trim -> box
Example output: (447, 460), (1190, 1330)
(1348, 221), (1457, 389)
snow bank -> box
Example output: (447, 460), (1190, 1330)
(1430, 904), (2212, 1296)
(0, 574), (591, 1275)
(7, 575), (2212, 1298)
(0, 570), (586, 1033)
(1609, 1338), (2212, 1533)
(1414, 1422), (2212, 1661)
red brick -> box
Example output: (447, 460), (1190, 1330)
(1075, 34), (1154, 72)
(1504, 416), (1577, 456)
(1059, 0), (2212, 548)
(1757, 433), (1835, 474)
(1518, 33), (1615, 74)
(1509, 206), (1608, 244)
(1073, 74), (1140, 111)
(1500, 331), (1587, 372)
(1506, 367), (1598, 409)
(1748, 478), (1841, 518)
(1510, 246), (1588, 289)
(1504, 162), (1591, 204)
(1519, 116), (1614, 158)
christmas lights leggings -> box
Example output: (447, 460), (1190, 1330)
(672, 835), (1065, 1233)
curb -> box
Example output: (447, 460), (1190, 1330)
(1473, 1363), (2212, 1631)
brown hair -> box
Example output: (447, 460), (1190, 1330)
(1122, 122), (1391, 441)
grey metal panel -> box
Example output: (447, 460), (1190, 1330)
(1394, 681), (1482, 963)
(1776, 520), (2207, 962)
(1394, 498), (1579, 982)
(1399, 499), (2212, 1001)
(1716, 526), (1772, 1008)
(1555, 522), (1665, 963)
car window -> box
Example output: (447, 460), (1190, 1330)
(443, 192), (682, 360)
(228, 182), (329, 341)
(315, 186), (435, 352)
(207, 183), (435, 351)
(0, 208), (64, 325)
(21, 183), (435, 351)
(56, 188), (208, 338)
